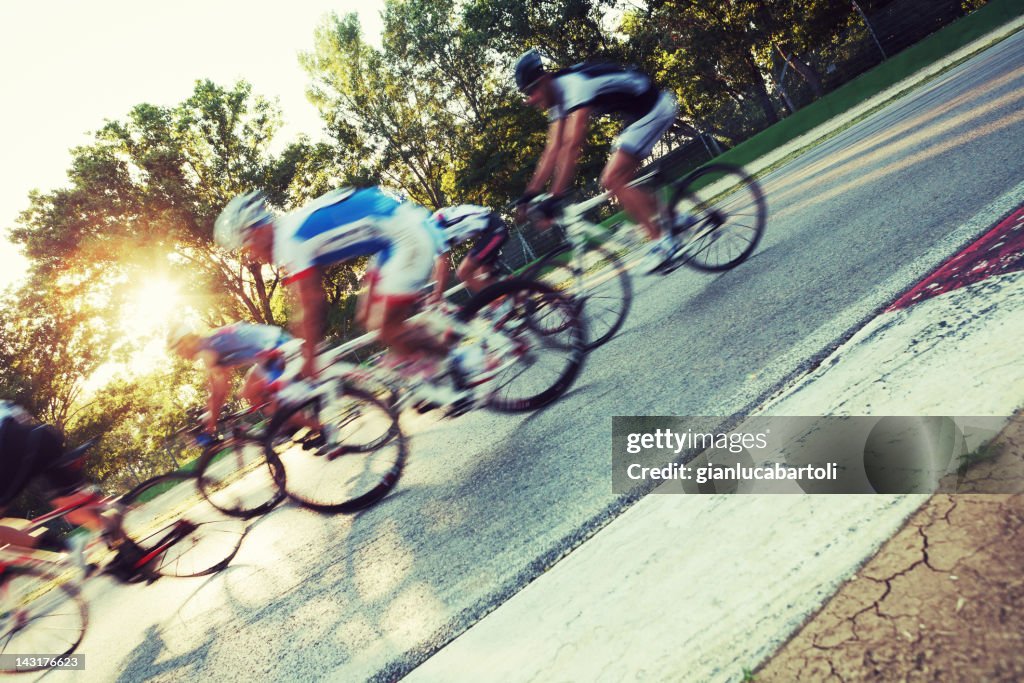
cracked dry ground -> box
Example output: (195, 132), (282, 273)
(757, 416), (1024, 682)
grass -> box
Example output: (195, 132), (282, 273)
(709, 0), (1024, 172)
(956, 438), (1005, 476)
(590, 0), (1024, 233)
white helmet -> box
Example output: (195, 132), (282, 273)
(166, 322), (197, 350)
(214, 191), (272, 250)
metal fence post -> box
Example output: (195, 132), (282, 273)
(852, 0), (888, 60)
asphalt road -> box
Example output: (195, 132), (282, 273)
(41, 29), (1024, 683)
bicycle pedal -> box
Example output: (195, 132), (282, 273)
(444, 397), (475, 418)
(414, 399), (441, 414)
(301, 431), (327, 450)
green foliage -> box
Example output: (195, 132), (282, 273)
(0, 280), (113, 429)
(11, 80), (312, 328)
(301, 0), (625, 211)
(69, 365), (207, 492)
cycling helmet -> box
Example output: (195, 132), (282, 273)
(214, 191), (272, 250)
(166, 322), (197, 350)
(514, 49), (546, 93)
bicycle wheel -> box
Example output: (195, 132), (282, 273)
(453, 278), (586, 412)
(522, 243), (632, 349)
(264, 384), (406, 513)
(0, 567), (87, 672)
(336, 363), (402, 412)
(666, 163), (767, 271)
(195, 435), (286, 519)
(118, 472), (245, 578)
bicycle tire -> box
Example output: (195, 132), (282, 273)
(336, 363), (402, 413)
(521, 243), (632, 349)
(666, 163), (767, 272)
(453, 278), (586, 412)
(263, 384), (406, 513)
(194, 435), (286, 519)
(0, 567), (88, 672)
(118, 472), (245, 578)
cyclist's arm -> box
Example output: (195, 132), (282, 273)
(199, 351), (229, 434)
(550, 107), (591, 197)
(293, 270), (326, 378)
(431, 251), (451, 304)
(526, 118), (566, 195)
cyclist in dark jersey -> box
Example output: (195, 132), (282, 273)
(0, 402), (112, 561)
(513, 50), (681, 271)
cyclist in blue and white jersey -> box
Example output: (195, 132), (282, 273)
(213, 187), (453, 389)
(513, 50), (681, 271)
(167, 322), (297, 436)
(429, 204), (509, 303)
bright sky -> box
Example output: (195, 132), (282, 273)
(0, 0), (386, 292)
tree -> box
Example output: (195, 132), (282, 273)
(302, 1), (627, 211)
(10, 80), (306, 328)
(0, 280), (112, 429)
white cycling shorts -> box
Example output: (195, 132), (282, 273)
(613, 91), (678, 159)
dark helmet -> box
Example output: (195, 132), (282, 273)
(514, 49), (546, 93)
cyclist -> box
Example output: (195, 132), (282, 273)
(213, 187), (472, 408)
(0, 402), (115, 567)
(429, 204), (509, 302)
(512, 49), (681, 272)
(167, 321), (314, 438)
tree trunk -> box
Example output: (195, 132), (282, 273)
(745, 52), (780, 125)
(775, 43), (824, 97)
(247, 263), (275, 324)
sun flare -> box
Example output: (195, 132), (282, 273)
(119, 277), (182, 339)
(116, 276), (190, 376)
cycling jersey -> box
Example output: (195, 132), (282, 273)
(545, 62), (677, 159)
(0, 402), (31, 498)
(432, 205), (497, 246)
(0, 401), (30, 425)
(433, 205), (508, 265)
(199, 323), (291, 368)
(0, 403), (76, 506)
(274, 187), (444, 289)
(547, 62), (660, 123)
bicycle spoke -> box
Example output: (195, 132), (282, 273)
(668, 163), (767, 272)
(265, 386), (406, 513)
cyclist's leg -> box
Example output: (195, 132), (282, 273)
(604, 90), (678, 240)
(457, 256), (496, 294)
(0, 524), (41, 549)
(241, 365), (272, 408)
(369, 294), (446, 359)
(31, 426), (115, 537)
(248, 354), (324, 435)
(457, 216), (508, 294)
(602, 151), (660, 239)
(365, 225), (448, 361)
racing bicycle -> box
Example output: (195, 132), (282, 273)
(328, 277), (587, 418)
(517, 162), (767, 346)
(0, 470), (245, 672)
(171, 374), (406, 516)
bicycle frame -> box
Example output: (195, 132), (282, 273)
(0, 495), (117, 581)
